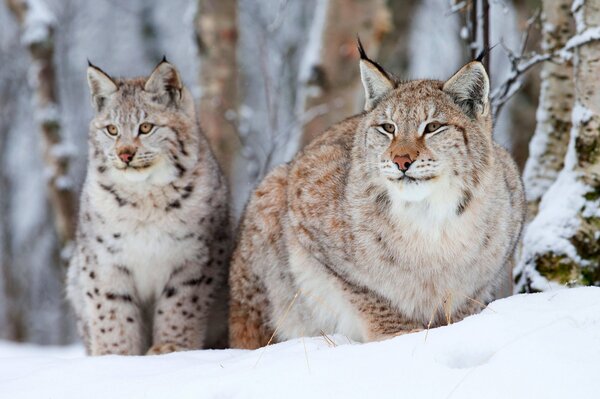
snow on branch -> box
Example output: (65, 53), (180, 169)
(563, 26), (600, 54)
(21, 0), (56, 45)
(491, 8), (600, 117)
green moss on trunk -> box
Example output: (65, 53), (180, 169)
(533, 216), (600, 287)
(535, 253), (582, 284)
(570, 216), (600, 286)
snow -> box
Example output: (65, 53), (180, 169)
(54, 175), (73, 190)
(21, 0), (56, 46)
(571, 0), (586, 33)
(564, 27), (600, 51)
(49, 141), (76, 160)
(523, 103), (554, 202)
(560, 26), (600, 61)
(1, 287), (599, 398)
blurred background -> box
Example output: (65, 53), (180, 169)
(0, 0), (546, 345)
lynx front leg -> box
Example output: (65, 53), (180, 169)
(148, 262), (215, 355)
(363, 307), (424, 342)
(85, 266), (145, 356)
(348, 288), (423, 342)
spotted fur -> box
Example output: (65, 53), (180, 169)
(229, 52), (525, 348)
(67, 60), (231, 355)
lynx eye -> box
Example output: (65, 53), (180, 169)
(106, 125), (118, 136)
(424, 122), (444, 134)
(139, 123), (154, 135)
(380, 123), (395, 134)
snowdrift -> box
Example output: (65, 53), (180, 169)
(1, 287), (599, 398)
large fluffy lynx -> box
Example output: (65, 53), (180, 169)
(229, 44), (525, 348)
(67, 59), (230, 355)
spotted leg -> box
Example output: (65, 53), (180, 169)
(85, 264), (145, 356)
(147, 261), (215, 355)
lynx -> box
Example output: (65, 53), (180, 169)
(67, 59), (230, 355)
(229, 43), (525, 348)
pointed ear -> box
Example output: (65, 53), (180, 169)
(87, 62), (118, 112)
(358, 38), (395, 111)
(144, 58), (183, 106)
(443, 61), (490, 119)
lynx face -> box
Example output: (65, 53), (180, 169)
(359, 45), (491, 203)
(87, 61), (198, 184)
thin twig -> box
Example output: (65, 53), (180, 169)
(490, 8), (600, 117)
(254, 289), (301, 367)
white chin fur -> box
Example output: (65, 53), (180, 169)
(384, 173), (462, 226)
(110, 157), (177, 185)
(119, 168), (153, 183)
(386, 179), (434, 202)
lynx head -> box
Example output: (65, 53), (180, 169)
(357, 40), (492, 205)
(86, 58), (199, 184)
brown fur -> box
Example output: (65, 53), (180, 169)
(230, 56), (525, 348)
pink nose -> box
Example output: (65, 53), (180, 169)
(393, 154), (413, 172)
(118, 151), (135, 164)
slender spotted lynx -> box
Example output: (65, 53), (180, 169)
(67, 59), (230, 355)
(229, 43), (525, 348)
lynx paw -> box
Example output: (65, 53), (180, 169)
(146, 343), (187, 355)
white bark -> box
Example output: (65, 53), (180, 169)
(522, 0), (574, 219)
(6, 0), (76, 249)
(517, 0), (600, 292)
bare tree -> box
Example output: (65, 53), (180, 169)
(523, 0), (574, 220)
(298, 0), (391, 147)
(6, 0), (76, 253)
(468, 0), (490, 73)
(195, 0), (239, 179)
(0, 36), (26, 341)
(517, 0), (600, 291)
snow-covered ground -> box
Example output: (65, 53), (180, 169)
(1, 287), (599, 398)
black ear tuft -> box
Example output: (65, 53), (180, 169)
(356, 36), (393, 84)
(87, 58), (93, 67)
(475, 43), (498, 63)
(144, 61), (183, 107)
(475, 49), (487, 63)
(161, 55), (168, 64)
(357, 35), (367, 60)
(86, 63), (118, 112)
(358, 37), (395, 111)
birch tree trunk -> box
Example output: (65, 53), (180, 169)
(0, 65), (25, 341)
(522, 0), (574, 220)
(298, 0), (391, 147)
(195, 0), (239, 179)
(517, 0), (600, 291)
(6, 0), (76, 251)
(378, 0), (418, 75)
(6, 0), (76, 343)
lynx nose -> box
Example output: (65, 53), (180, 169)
(118, 149), (136, 164)
(393, 154), (413, 172)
